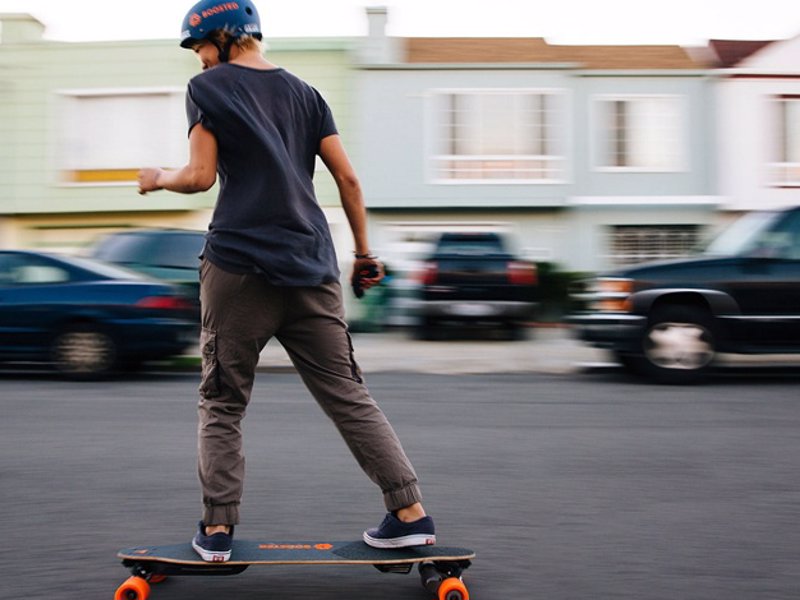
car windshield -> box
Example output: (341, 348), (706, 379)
(702, 211), (783, 257)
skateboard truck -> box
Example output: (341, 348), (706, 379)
(419, 560), (472, 600)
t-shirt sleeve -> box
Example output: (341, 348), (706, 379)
(315, 90), (338, 141)
(185, 83), (213, 137)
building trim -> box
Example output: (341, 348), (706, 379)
(358, 62), (581, 71)
(569, 196), (719, 206)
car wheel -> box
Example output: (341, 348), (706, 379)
(51, 324), (117, 379)
(639, 305), (715, 384)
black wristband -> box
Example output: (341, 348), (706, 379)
(354, 253), (377, 259)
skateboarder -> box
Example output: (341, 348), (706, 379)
(137, 0), (435, 563)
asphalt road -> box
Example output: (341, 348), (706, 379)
(1, 368), (798, 600)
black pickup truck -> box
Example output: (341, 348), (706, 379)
(411, 232), (538, 338)
(569, 207), (800, 383)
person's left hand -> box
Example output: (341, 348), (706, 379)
(352, 256), (384, 291)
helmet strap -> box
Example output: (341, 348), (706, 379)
(214, 38), (236, 63)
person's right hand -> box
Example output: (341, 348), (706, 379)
(137, 168), (164, 195)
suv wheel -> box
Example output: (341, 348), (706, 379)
(639, 305), (715, 384)
(51, 324), (117, 379)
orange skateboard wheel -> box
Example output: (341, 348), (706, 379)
(148, 575), (167, 584)
(438, 576), (469, 600)
(114, 576), (150, 600)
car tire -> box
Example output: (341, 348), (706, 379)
(637, 305), (716, 384)
(51, 324), (117, 380)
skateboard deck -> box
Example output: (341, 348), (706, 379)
(116, 540), (475, 600)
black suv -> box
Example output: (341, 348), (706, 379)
(569, 207), (800, 383)
(89, 229), (205, 317)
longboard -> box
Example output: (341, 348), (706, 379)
(115, 540), (475, 600)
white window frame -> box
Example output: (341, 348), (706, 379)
(767, 95), (800, 188)
(592, 94), (688, 173)
(54, 87), (187, 187)
(427, 88), (569, 185)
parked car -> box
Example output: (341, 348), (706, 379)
(411, 231), (538, 339)
(89, 229), (205, 316)
(569, 207), (800, 384)
(0, 250), (196, 378)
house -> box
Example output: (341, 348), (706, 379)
(0, 13), (356, 257)
(2, 7), (797, 284)
(713, 36), (800, 214)
(354, 8), (723, 275)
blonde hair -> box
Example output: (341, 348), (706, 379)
(211, 30), (262, 52)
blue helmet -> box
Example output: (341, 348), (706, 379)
(180, 0), (262, 49)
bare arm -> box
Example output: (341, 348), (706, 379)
(319, 134), (383, 287)
(138, 123), (218, 195)
(319, 134), (368, 255)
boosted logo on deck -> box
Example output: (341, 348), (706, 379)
(259, 543), (333, 551)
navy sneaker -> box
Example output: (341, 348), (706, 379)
(191, 521), (234, 562)
(363, 513), (436, 549)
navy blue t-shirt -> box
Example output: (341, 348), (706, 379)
(186, 64), (340, 285)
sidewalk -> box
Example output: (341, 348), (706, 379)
(179, 325), (798, 375)
(255, 326), (608, 375)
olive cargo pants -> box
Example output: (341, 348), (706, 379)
(197, 258), (422, 525)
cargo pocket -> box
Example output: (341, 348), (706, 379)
(345, 330), (363, 384)
(199, 327), (220, 398)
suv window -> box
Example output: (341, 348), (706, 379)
(157, 234), (204, 269)
(93, 233), (151, 263)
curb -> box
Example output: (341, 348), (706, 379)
(156, 326), (604, 376)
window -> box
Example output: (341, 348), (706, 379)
(769, 95), (800, 187)
(431, 90), (567, 183)
(608, 225), (700, 267)
(748, 210), (800, 260)
(0, 254), (70, 285)
(57, 90), (187, 185)
(595, 95), (685, 171)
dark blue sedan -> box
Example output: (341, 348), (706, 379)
(0, 250), (196, 378)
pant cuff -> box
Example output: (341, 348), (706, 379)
(384, 483), (423, 512)
(202, 503), (239, 526)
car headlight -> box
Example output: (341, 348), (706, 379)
(591, 277), (634, 313)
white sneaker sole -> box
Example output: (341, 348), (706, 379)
(192, 539), (232, 563)
(362, 532), (436, 549)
